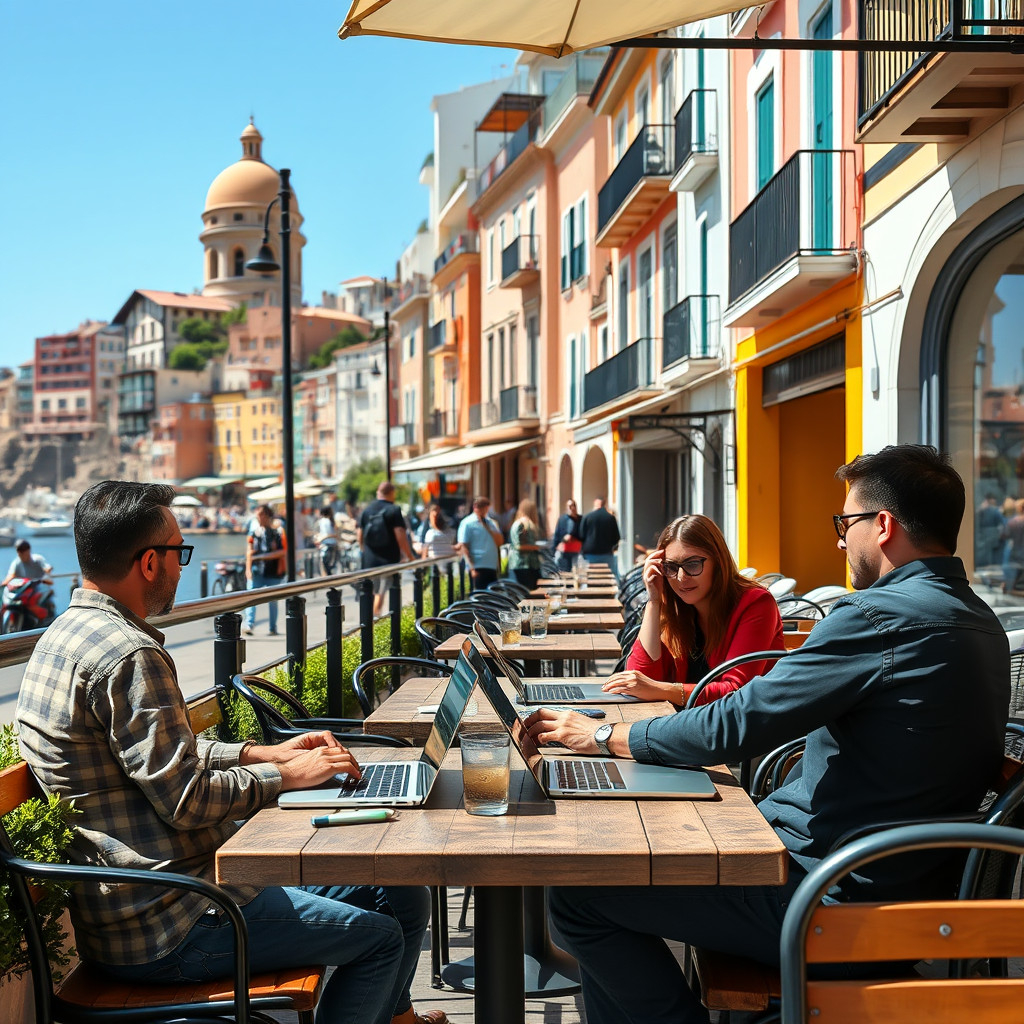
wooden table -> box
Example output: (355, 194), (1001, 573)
(433, 631), (621, 663)
(217, 745), (787, 1024)
(365, 676), (671, 743)
(532, 583), (619, 597)
(555, 596), (624, 613)
(520, 609), (624, 631)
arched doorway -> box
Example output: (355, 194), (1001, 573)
(581, 446), (609, 509)
(558, 453), (573, 508)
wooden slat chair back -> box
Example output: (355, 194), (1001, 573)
(0, 757), (323, 1024)
(776, 823), (1024, 1024)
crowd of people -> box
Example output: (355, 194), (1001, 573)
(9, 444), (1015, 1024)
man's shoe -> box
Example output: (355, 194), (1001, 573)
(243, 627), (254, 636)
(268, 629), (278, 635)
(391, 1009), (449, 1024)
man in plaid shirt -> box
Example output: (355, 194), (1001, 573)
(17, 480), (447, 1024)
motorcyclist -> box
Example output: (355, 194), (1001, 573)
(315, 505), (339, 575)
(4, 539), (53, 587)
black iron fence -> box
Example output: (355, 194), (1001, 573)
(597, 123), (676, 236)
(428, 319), (446, 352)
(663, 296), (721, 368)
(583, 337), (657, 413)
(427, 407), (456, 439)
(499, 385), (538, 422)
(674, 89), (718, 169)
(728, 149), (856, 304)
(501, 234), (539, 282)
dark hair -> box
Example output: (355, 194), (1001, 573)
(75, 481), (176, 582)
(15, 539), (29, 553)
(257, 504), (275, 519)
(835, 444), (965, 553)
(655, 514), (763, 658)
(320, 505), (332, 517)
(428, 504), (447, 530)
(472, 495), (490, 509)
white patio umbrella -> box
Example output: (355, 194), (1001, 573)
(171, 495), (203, 508)
(338, 0), (749, 56)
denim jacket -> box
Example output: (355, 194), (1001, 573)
(629, 558), (1009, 900)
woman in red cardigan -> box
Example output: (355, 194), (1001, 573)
(603, 514), (783, 706)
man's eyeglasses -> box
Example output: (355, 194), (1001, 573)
(832, 511), (881, 540)
(662, 557), (708, 579)
(133, 544), (194, 566)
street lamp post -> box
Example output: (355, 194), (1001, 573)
(382, 277), (391, 481)
(246, 169), (296, 582)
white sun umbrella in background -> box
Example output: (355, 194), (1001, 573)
(170, 495), (204, 508)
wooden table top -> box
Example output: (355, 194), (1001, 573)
(216, 747), (788, 890)
(433, 631), (622, 661)
(522, 609), (624, 631)
(365, 676), (670, 743)
(533, 583), (619, 596)
(554, 596), (625, 613)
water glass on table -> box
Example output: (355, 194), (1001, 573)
(529, 603), (548, 640)
(461, 731), (511, 816)
(498, 608), (521, 647)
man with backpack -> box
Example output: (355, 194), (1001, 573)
(358, 481), (414, 616)
(244, 504), (286, 636)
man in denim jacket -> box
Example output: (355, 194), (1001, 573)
(527, 445), (1009, 1024)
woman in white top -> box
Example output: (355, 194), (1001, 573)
(416, 504), (455, 559)
(315, 505), (338, 574)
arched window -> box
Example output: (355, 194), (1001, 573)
(233, 248), (245, 277)
(208, 249), (219, 280)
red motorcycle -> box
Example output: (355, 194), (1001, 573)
(1, 577), (56, 634)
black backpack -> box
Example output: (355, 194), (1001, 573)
(363, 508), (390, 551)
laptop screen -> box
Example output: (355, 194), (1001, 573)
(472, 620), (527, 698)
(464, 642), (548, 786)
(421, 641), (479, 770)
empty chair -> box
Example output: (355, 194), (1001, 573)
(739, 567), (758, 578)
(414, 616), (466, 661)
(767, 577), (797, 600)
(800, 584), (849, 605)
(351, 657), (450, 719)
(489, 579), (530, 601)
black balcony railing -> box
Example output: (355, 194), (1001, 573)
(663, 296), (721, 368)
(501, 235), (539, 282)
(390, 423), (416, 447)
(499, 385), (538, 422)
(434, 233), (479, 275)
(859, 0), (1024, 123)
(427, 408), (456, 439)
(597, 123), (675, 236)
(583, 337), (656, 413)
(476, 111), (543, 197)
(428, 320), (447, 352)
(728, 149), (855, 305)
(674, 90), (718, 169)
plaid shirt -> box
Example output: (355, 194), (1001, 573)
(16, 589), (282, 965)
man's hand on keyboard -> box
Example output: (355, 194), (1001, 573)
(276, 739), (362, 790)
(524, 707), (601, 754)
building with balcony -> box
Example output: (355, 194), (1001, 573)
(15, 361), (34, 430)
(211, 389), (283, 480)
(296, 370), (337, 480)
(853, 2), (1024, 586)
(117, 364), (218, 449)
(0, 369), (16, 431)
(150, 399), (214, 484)
(727, 0), (864, 589)
(334, 338), (387, 473)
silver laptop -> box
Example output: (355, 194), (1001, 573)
(277, 645), (477, 809)
(473, 622), (638, 705)
(465, 642), (717, 800)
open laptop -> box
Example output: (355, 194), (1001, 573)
(473, 621), (638, 704)
(465, 640), (718, 800)
(278, 644), (477, 809)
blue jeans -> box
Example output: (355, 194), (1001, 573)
(549, 872), (802, 1024)
(244, 573), (282, 632)
(98, 883), (430, 1024)
(583, 553), (620, 582)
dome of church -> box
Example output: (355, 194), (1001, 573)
(204, 120), (291, 210)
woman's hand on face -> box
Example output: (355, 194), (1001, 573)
(643, 547), (666, 603)
(601, 669), (672, 702)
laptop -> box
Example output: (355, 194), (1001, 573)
(473, 621), (638, 704)
(277, 645), (477, 809)
(464, 641), (718, 800)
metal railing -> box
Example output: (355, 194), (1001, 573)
(395, 275), (429, 307)
(389, 422), (416, 447)
(674, 89), (718, 169)
(469, 400), (499, 431)
(476, 110), (543, 197)
(597, 123), (676, 236)
(859, 0), (1024, 123)
(728, 149), (856, 304)
(501, 235), (539, 282)
(583, 337), (658, 413)
(434, 233), (479, 275)
(428, 319), (447, 352)
(540, 51), (607, 137)
(663, 296), (721, 368)
(499, 385), (538, 422)
(427, 407), (457, 439)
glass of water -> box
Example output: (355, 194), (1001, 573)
(529, 604), (548, 640)
(498, 608), (521, 647)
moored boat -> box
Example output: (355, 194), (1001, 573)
(22, 518), (73, 538)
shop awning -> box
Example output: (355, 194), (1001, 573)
(181, 476), (242, 489)
(393, 437), (539, 476)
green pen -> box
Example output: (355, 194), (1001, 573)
(311, 808), (397, 828)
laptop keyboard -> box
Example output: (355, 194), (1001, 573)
(530, 683), (587, 700)
(338, 762), (410, 799)
(554, 759), (626, 791)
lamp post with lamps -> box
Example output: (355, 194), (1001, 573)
(382, 276), (392, 481)
(245, 168), (297, 582)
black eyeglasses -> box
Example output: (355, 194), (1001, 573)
(662, 556), (708, 579)
(832, 511), (881, 540)
(132, 544), (194, 566)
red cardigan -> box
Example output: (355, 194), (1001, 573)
(625, 585), (784, 705)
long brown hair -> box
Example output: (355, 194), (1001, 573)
(656, 514), (761, 658)
(516, 499), (539, 529)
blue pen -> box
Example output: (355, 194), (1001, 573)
(311, 808), (397, 827)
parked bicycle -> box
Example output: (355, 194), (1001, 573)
(211, 560), (246, 594)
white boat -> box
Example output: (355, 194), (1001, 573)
(23, 518), (73, 538)
(0, 523), (13, 546)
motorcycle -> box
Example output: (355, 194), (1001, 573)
(1, 578), (56, 634)
(211, 560), (247, 595)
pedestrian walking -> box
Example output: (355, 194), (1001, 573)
(244, 504), (285, 635)
(579, 497), (621, 580)
(455, 495), (504, 590)
(358, 481), (415, 616)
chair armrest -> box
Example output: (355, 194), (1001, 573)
(828, 811), (984, 854)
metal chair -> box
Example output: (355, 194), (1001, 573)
(230, 673), (410, 747)
(414, 616), (466, 661)
(488, 579), (530, 601)
(351, 656), (450, 719)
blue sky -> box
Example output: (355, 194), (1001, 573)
(0, 1), (516, 367)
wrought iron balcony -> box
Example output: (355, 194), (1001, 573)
(394, 275), (429, 310)
(389, 423), (416, 447)
(476, 110), (543, 197)
(725, 149), (858, 326)
(499, 385), (538, 422)
(540, 51), (607, 138)
(583, 337), (658, 414)
(596, 123), (675, 248)
(663, 296), (721, 370)
(672, 90), (719, 193)
(500, 235), (540, 288)
(428, 320), (447, 353)
(858, 0), (1024, 142)
(434, 233), (479, 276)
(468, 401), (499, 432)
(426, 408), (457, 440)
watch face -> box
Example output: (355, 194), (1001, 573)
(595, 724), (613, 744)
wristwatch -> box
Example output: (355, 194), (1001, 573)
(593, 723), (614, 757)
